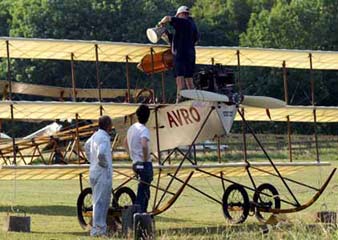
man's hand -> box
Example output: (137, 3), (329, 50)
(98, 153), (108, 168)
(124, 137), (129, 154)
(158, 16), (171, 26)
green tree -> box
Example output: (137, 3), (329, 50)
(2, 0), (184, 102)
(0, 0), (11, 36)
(239, 0), (338, 106)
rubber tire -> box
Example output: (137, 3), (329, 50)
(112, 187), (136, 223)
(222, 184), (250, 224)
(253, 183), (281, 223)
(112, 187), (136, 208)
(77, 187), (93, 229)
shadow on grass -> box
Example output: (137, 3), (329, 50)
(31, 231), (88, 237)
(158, 223), (338, 237)
(155, 215), (189, 223)
(158, 223), (265, 235)
(0, 205), (76, 216)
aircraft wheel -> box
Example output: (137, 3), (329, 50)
(253, 183), (281, 223)
(112, 187), (136, 223)
(135, 88), (154, 103)
(222, 184), (250, 224)
(77, 187), (93, 230)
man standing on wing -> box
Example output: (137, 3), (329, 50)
(85, 115), (113, 237)
(125, 105), (153, 213)
(159, 6), (199, 102)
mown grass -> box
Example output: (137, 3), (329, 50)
(1, 146), (338, 239)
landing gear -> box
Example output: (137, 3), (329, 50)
(253, 183), (280, 223)
(76, 186), (136, 229)
(222, 184), (250, 224)
(112, 187), (136, 223)
(77, 187), (93, 229)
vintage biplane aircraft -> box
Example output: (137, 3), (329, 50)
(0, 37), (338, 228)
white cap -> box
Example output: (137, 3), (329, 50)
(175, 6), (190, 17)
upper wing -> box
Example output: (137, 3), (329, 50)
(195, 46), (338, 70)
(1, 37), (338, 69)
(0, 37), (167, 63)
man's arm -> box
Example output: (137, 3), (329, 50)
(84, 137), (92, 162)
(159, 16), (172, 25)
(141, 137), (149, 162)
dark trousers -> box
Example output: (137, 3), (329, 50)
(133, 162), (153, 213)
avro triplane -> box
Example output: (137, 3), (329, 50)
(0, 37), (337, 228)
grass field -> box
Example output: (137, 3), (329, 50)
(1, 150), (338, 239)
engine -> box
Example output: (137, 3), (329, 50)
(193, 64), (242, 104)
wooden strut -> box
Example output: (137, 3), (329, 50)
(79, 173), (83, 192)
(95, 44), (102, 103)
(0, 150), (9, 165)
(161, 72), (166, 103)
(168, 173), (222, 205)
(309, 53), (320, 162)
(70, 53), (77, 102)
(150, 48), (156, 102)
(33, 142), (46, 164)
(0, 123), (96, 165)
(150, 172), (194, 216)
(283, 61), (293, 162)
(6, 40), (16, 165)
(237, 109), (301, 207)
(152, 107), (162, 210)
(75, 113), (80, 164)
(125, 55), (131, 103)
(113, 169), (175, 196)
(112, 175), (134, 193)
(240, 108), (258, 193)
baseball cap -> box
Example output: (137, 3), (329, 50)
(175, 6), (190, 17)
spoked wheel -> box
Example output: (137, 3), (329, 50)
(253, 183), (281, 223)
(77, 187), (93, 229)
(135, 88), (154, 103)
(112, 187), (136, 223)
(222, 184), (250, 224)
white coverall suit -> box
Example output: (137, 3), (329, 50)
(85, 129), (112, 236)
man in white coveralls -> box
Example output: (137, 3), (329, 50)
(85, 115), (113, 237)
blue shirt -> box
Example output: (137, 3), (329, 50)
(170, 17), (199, 60)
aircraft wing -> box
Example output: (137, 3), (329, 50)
(1, 100), (338, 154)
(0, 100), (140, 120)
(2, 37), (338, 70)
(1, 100), (337, 122)
(0, 162), (329, 180)
(0, 80), (144, 99)
(238, 105), (338, 123)
(0, 37), (167, 63)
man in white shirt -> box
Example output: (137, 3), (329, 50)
(85, 115), (113, 237)
(125, 105), (153, 213)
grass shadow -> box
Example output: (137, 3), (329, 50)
(154, 215), (189, 223)
(0, 205), (76, 216)
(158, 223), (265, 235)
(31, 231), (88, 237)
